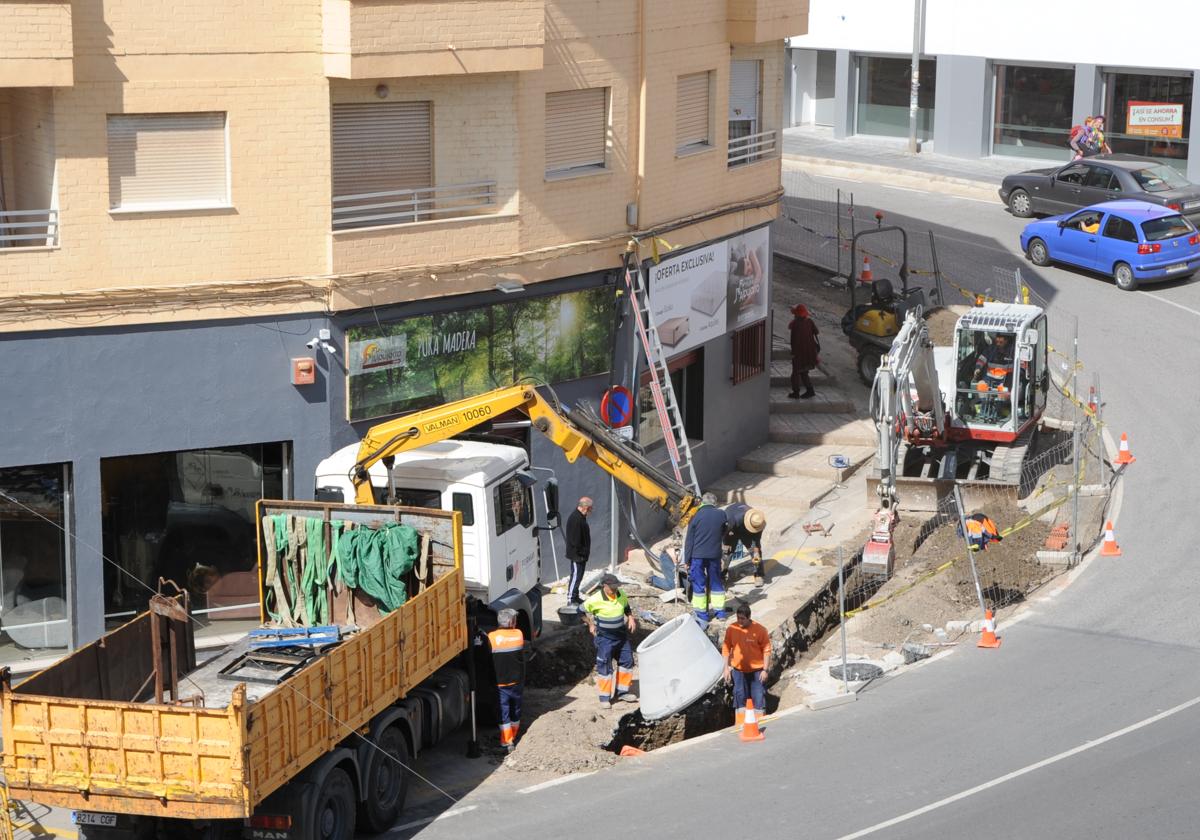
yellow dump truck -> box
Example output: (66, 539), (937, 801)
(1, 500), (469, 840)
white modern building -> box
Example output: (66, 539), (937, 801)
(786, 0), (1200, 179)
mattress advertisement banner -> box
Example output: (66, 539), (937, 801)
(346, 287), (614, 422)
(646, 226), (770, 354)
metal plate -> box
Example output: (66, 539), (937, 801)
(73, 812), (118, 827)
(1165, 262), (1189, 272)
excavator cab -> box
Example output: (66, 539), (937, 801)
(950, 305), (1049, 437)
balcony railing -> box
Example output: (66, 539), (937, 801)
(332, 181), (498, 232)
(0, 209), (59, 248)
(727, 130), (778, 168)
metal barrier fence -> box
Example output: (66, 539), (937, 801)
(774, 164), (1121, 670)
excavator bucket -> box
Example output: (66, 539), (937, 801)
(865, 476), (1020, 514)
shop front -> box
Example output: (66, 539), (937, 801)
(1102, 69), (1192, 171)
(992, 63), (1075, 159)
(855, 55), (937, 140)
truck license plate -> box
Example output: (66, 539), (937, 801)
(73, 812), (118, 827)
(1165, 262), (1188, 272)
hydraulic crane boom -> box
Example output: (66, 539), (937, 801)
(350, 384), (701, 527)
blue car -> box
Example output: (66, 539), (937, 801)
(1020, 200), (1200, 291)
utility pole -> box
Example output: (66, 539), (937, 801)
(907, 0), (925, 154)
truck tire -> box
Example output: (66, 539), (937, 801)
(357, 726), (410, 833)
(301, 768), (356, 840)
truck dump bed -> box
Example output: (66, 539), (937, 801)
(1, 501), (465, 820)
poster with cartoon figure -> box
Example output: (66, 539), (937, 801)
(646, 239), (730, 354)
(726, 226), (770, 329)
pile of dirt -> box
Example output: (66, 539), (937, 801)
(924, 306), (963, 346)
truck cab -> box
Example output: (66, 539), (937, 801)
(315, 439), (545, 638)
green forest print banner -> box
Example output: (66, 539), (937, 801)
(347, 286), (614, 422)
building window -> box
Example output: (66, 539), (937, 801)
(730, 60), (772, 166)
(107, 113), (229, 211)
(545, 88), (608, 177)
(101, 443), (287, 636)
(992, 64), (1074, 159)
(677, 71), (713, 154)
(856, 56), (936, 140)
(0, 464), (70, 660)
(1103, 70), (1192, 171)
(638, 349), (704, 449)
(331, 101), (433, 230)
(731, 320), (766, 385)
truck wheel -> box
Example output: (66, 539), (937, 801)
(357, 726), (410, 833)
(304, 768), (356, 840)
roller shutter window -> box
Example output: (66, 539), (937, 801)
(677, 71), (713, 153)
(545, 88), (608, 175)
(107, 113), (229, 210)
(331, 101), (433, 215)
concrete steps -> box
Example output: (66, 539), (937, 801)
(769, 413), (877, 447)
(769, 359), (837, 389)
(706, 472), (836, 513)
(768, 386), (855, 414)
(737, 442), (875, 481)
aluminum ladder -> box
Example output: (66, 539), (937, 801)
(623, 260), (701, 494)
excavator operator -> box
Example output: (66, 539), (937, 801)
(968, 332), (1016, 423)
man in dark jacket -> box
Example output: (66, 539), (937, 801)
(789, 304), (820, 400)
(685, 493), (730, 620)
(723, 503), (767, 585)
(565, 496), (593, 605)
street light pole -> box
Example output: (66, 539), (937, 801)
(907, 0), (925, 154)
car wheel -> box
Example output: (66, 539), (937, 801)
(1113, 262), (1139, 291)
(1026, 238), (1051, 267)
(1008, 189), (1033, 218)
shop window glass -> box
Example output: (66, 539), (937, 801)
(101, 443), (287, 637)
(0, 464), (70, 662)
(856, 56), (936, 140)
(1103, 72), (1192, 172)
(993, 65), (1074, 159)
(637, 351), (704, 450)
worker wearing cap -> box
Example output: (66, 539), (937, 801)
(685, 493), (730, 620)
(486, 608), (526, 753)
(722, 604), (771, 727)
(960, 512), (1003, 551)
(723, 503), (767, 586)
(582, 574), (638, 709)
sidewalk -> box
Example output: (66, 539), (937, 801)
(781, 125), (1068, 187)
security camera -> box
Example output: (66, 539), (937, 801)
(306, 337), (320, 350)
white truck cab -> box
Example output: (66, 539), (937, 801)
(314, 439), (546, 636)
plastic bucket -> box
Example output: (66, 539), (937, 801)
(636, 614), (724, 721)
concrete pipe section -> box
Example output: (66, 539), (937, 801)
(637, 614), (724, 721)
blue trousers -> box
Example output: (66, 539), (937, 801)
(594, 633), (634, 702)
(731, 669), (765, 713)
(689, 556), (726, 614)
(497, 683), (522, 745)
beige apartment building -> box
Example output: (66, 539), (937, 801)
(0, 0), (805, 663)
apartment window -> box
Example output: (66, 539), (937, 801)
(731, 320), (766, 385)
(0, 464), (71, 659)
(677, 71), (713, 154)
(331, 102), (433, 230)
(545, 88), (608, 177)
(729, 61), (762, 144)
(107, 113), (229, 211)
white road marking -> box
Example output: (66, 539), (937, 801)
(517, 771), (596, 794)
(1144, 292), (1200, 319)
(834, 694), (1200, 840)
(386, 805), (478, 834)
(807, 174), (996, 203)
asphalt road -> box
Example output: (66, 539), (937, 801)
(407, 175), (1200, 838)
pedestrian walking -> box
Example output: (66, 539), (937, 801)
(723, 503), (767, 585)
(582, 573), (638, 709)
(1069, 116), (1095, 160)
(1091, 115), (1113, 155)
(722, 604), (772, 726)
(789, 304), (820, 400)
(565, 496), (593, 605)
(486, 608), (526, 753)
(685, 493), (730, 619)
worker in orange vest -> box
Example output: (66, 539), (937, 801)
(486, 609), (526, 753)
(960, 512), (1003, 551)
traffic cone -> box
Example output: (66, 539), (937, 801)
(1115, 433), (1135, 465)
(619, 745), (646, 757)
(977, 609), (1001, 649)
(861, 256), (874, 283)
(739, 699), (765, 742)
(1100, 521), (1122, 556)
(1087, 386), (1098, 416)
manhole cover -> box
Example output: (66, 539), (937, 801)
(829, 662), (884, 682)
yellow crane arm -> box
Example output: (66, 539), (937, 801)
(350, 385), (699, 527)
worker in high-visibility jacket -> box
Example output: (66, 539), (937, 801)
(960, 512), (1003, 551)
(685, 493), (730, 620)
(582, 573), (638, 709)
(486, 608), (526, 753)
(972, 333), (1015, 392)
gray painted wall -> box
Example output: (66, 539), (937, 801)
(834, 49), (855, 139)
(932, 54), (990, 158)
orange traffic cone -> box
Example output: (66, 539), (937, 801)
(977, 609), (1001, 649)
(1087, 386), (1098, 416)
(619, 745), (646, 757)
(861, 256), (874, 284)
(1115, 433), (1135, 465)
(1100, 521), (1122, 556)
(739, 699), (765, 742)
